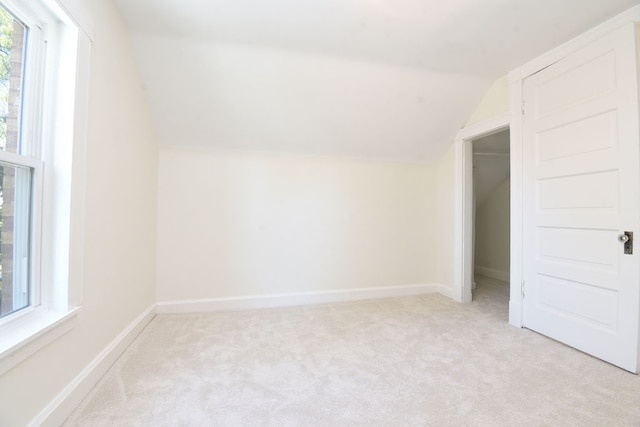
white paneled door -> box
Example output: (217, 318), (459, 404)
(522, 24), (640, 373)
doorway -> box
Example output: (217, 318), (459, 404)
(471, 130), (510, 304)
(451, 113), (510, 306)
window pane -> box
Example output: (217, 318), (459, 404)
(0, 163), (31, 318)
(0, 6), (27, 153)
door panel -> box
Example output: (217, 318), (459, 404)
(536, 112), (617, 162)
(537, 228), (618, 266)
(522, 24), (640, 372)
(534, 52), (616, 115)
(537, 276), (618, 330)
(537, 171), (618, 210)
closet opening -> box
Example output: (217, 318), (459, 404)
(471, 129), (510, 305)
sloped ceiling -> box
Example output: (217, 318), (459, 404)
(113, 0), (639, 162)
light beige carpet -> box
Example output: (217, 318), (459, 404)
(64, 277), (640, 426)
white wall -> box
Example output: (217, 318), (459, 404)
(157, 147), (438, 302)
(473, 154), (510, 205)
(0, 0), (158, 425)
(436, 144), (456, 289)
(475, 179), (510, 277)
(465, 75), (509, 126)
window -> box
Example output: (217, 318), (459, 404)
(0, 0), (92, 374)
(0, 4), (37, 320)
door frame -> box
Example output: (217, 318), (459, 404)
(452, 114), (511, 306)
(452, 5), (640, 328)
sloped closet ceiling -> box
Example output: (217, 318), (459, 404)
(114, 0), (639, 162)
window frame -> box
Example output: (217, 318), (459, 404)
(0, 0), (92, 376)
(0, 0), (46, 323)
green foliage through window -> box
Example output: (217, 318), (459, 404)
(0, 7), (13, 146)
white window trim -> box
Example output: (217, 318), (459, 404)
(0, 0), (91, 375)
(50, 0), (93, 40)
(0, 307), (79, 376)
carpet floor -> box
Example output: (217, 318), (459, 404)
(64, 277), (640, 426)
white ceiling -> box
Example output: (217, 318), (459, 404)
(113, 0), (639, 162)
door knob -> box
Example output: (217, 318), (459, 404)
(619, 231), (633, 254)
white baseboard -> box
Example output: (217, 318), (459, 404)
(31, 305), (156, 427)
(433, 284), (457, 301)
(475, 266), (510, 283)
(157, 283), (453, 314)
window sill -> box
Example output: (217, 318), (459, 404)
(0, 307), (80, 376)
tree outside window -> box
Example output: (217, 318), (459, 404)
(0, 8), (26, 316)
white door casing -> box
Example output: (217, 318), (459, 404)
(522, 24), (640, 373)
